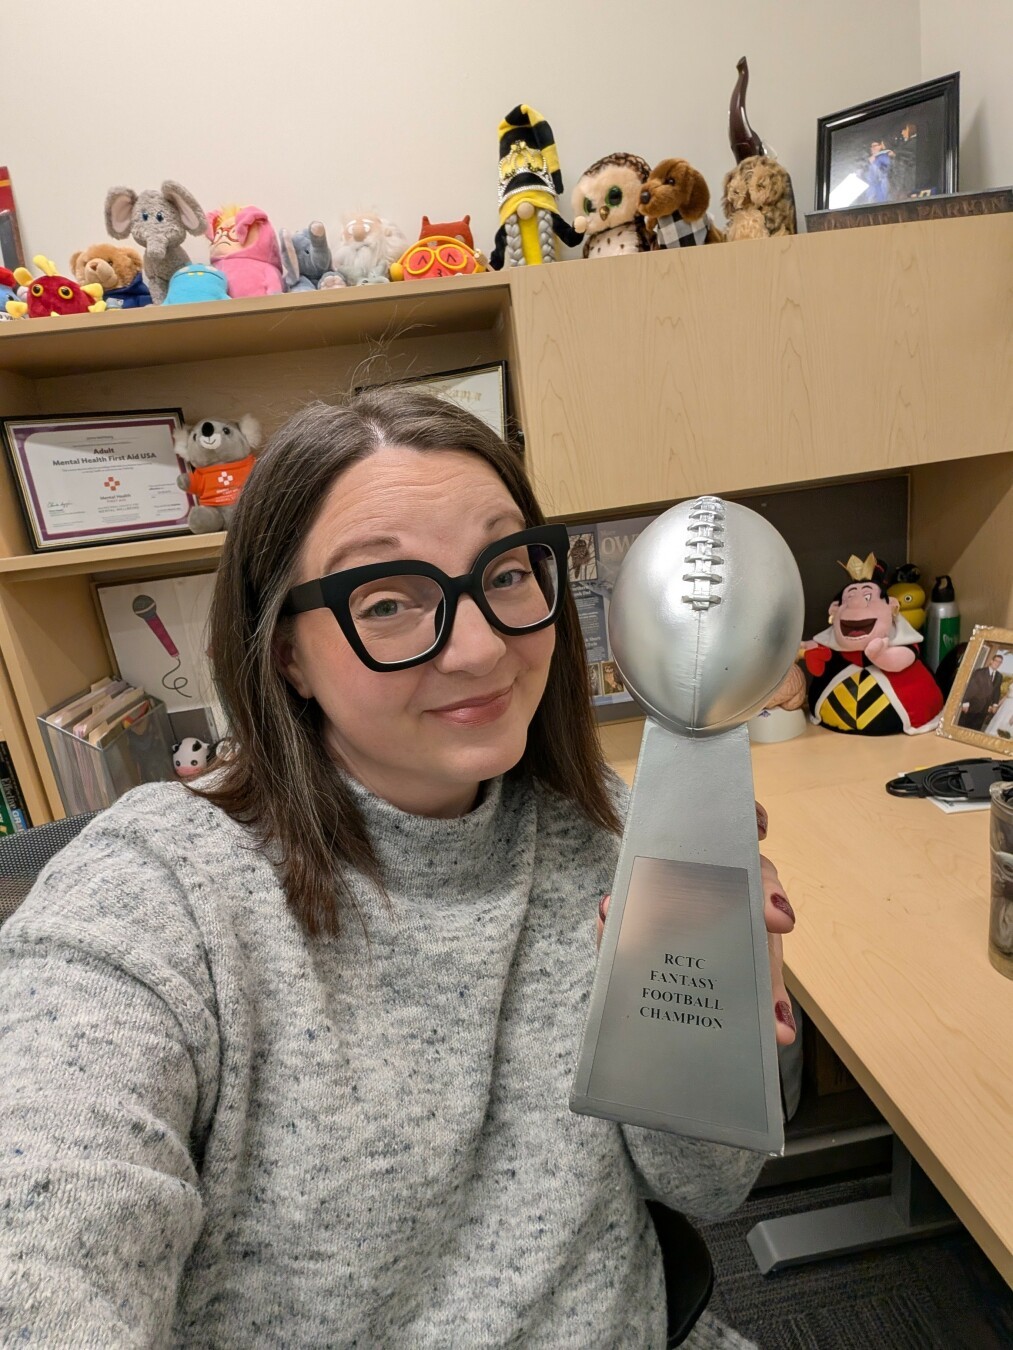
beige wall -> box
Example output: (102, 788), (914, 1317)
(1, 0), (927, 273)
(920, 0), (1013, 190)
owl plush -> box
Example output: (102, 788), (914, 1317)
(572, 153), (654, 258)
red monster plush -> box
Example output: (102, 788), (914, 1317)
(7, 255), (106, 318)
(804, 553), (943, 735)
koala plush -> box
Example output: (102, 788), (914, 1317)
(175, 414), (262, 534)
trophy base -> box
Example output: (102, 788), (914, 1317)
(571, 720), (784, 1155)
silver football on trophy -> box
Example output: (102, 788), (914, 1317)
(608, 497), (805, 736)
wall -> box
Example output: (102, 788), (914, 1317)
(920, 0), (1013, 191)
(1, 0), (925, 273)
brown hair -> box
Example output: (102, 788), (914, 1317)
(195, 385), (620, 935)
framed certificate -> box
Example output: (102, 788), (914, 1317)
(2, 409), (189, 552)
(359, 363), (510, 441)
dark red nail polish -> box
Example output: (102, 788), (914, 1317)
(776, 1000), (796, 1032)
(771, 893), (795, 923)
(598, 895), (609, 923)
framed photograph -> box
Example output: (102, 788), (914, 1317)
(815, 73), (959, 212)
(0, 165), (26, 268)
(938, 625), (1013, 755)
(359, 363), (510, 441)
(566, 513), (658, 721)
(1, 409), (190, 552)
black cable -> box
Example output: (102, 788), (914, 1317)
(886, 757), (1013, 801)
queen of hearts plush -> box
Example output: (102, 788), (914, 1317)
(803, 554), (943, 735)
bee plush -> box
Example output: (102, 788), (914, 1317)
(489, 105), (585, 268)
(572, 153), (654, 258)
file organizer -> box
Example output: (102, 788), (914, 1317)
(38, 694), (176, 814)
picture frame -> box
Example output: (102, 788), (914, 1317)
(566, 512), (659, 722)
(358, 362), (511, 442)
(1, 409), (190, 552)
(938, 625), (1013, 756)
(93, 570), (228, 747)
(815, 73), (959, 213)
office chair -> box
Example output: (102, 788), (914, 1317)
(0, 812), (101, 925)
(648, 1200), (714, 1346)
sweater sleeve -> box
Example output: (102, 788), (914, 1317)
(0, 792), (220, 1346)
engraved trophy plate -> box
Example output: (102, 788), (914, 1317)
(570, 497), (805, 1153)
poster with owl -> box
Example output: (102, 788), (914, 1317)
(572, 153), (654, 258)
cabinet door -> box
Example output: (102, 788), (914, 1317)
(509, 216), (1013, 519)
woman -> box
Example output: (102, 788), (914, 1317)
(0, 387), (796, 1347)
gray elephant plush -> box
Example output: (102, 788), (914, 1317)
(279, 221), (344, 292)
(104, 181), (207, 304)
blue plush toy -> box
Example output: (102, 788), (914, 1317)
(164, 263), (229, 305)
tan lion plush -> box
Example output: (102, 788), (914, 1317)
(721, 155), (796, 241)
(68, 244), (152, 307)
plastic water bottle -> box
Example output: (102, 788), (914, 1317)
(924, 575), (960, 672)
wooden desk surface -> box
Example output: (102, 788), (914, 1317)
(600, 718), (1013, 1285)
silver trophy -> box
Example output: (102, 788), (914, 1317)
(570, 496), (804, 1153)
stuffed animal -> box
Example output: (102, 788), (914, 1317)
(0, 266), (22, 315)
(175, 415), (262, 533)
(572, 153), (654, 258)
(207, 205), (284, 297)
(639, 159), (725, 247)
(279, 222), (343, 291)
(389, 235), (487, 282)
(6, 256), (106, 318)
(69, 244), (152, 308)
(104, 181), (207, 304)
(489, 105), (585, 268)
(420, 215), (475, 250)
(331, 213), (407, 285)
(722, 155), (796, 241)
(164, 264), (230, 306)
(803, 553), (943, 735)
(172, 736), (216, 779)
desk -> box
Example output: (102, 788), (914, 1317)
(600, 718), (1013, 1286)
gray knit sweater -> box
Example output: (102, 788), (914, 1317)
(0, 771), (762, 1348)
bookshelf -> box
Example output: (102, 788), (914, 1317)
(0, 214), (1010, 822)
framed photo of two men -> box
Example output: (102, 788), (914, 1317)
(939, 626), (1013, 757)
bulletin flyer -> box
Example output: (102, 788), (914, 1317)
(566, 514), (656, 714)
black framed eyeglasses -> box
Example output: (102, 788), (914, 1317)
(282, 524), (570, 672)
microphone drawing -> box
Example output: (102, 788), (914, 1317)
(131, 593), (191, 699)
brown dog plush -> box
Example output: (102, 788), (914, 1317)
(639, 158), (725, 247)
(721, 154), (796, 241)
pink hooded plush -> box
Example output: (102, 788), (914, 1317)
(207, 205), (284, 297)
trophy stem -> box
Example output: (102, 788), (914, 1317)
(571, 720), (784, 1154)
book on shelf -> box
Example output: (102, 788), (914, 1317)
(0, 739), (31, 832)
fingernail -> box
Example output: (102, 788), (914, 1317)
(598, 895), (609, 923)
(775, 1000), (796, 1032)
(771, 893), (795, 923)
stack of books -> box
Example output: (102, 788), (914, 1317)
(37, 680), (176, 814)
(0, 741), (30, 833)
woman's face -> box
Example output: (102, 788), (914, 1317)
(277, 446), (556, 817)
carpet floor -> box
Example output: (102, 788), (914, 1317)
(697, 1172), (1013, 1350)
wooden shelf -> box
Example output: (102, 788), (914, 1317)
(0, 273), (511, 378)
(0, 532), (225, 582)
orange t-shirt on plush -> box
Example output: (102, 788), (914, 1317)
(186, 455), (256, 509)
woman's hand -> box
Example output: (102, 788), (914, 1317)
(596, 798), (797, 1046)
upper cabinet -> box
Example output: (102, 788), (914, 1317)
(512, 215), (1013, 518)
